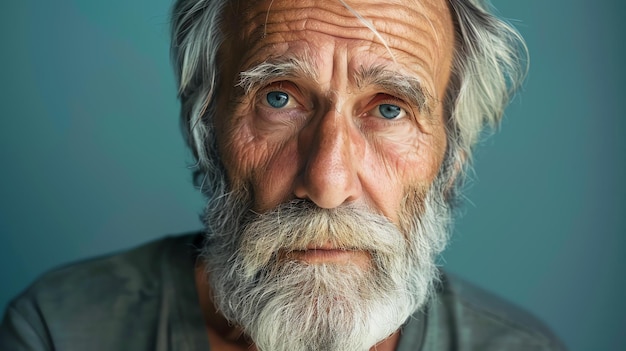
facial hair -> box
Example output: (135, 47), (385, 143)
(200, 180), (451, 351)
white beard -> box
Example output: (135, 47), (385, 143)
(200, 184), (450, 351)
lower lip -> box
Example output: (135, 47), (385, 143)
(288, 249), (369, 265)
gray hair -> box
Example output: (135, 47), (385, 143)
(170, 0), (528, 202)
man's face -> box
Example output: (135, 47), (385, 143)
(215, 0), (454, 225)
(203, 0), (455, 350)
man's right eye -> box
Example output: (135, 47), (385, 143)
(265, 91), (290, 108)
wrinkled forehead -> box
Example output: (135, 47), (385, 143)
(221, 0), (454, 92)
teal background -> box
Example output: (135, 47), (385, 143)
(0, 1), (623, 350)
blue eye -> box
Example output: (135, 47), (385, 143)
(378, 104), (402, 119)
(266, 91), (289, 108)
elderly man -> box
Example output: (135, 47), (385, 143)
(0, 0), (565, 350)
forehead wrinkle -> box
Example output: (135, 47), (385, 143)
(241, 33), (432, 85)
(242, 10), (447, 75)
(239, 40), (430, 87)
(354, 66), (435, 117)
(242, 5), (434, 53)
(241, 25), (434, 80)
(363, 18), (442, 63)
(242, 5), (374, 44)
(239, 0), (452, 45)
(356, 2), (452, 62)
(264, 18), (435, 63)
(250, 16), (383, 49)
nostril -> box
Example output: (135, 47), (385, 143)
(293, 159), (362, 209)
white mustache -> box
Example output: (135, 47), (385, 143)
(237, 199), (407, 276)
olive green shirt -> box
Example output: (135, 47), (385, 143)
(0, 233), (566, 350)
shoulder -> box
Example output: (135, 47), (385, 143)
(0, 233), (201, 350)
(18, 234), (194, 304)
(424, 272), (567, 351)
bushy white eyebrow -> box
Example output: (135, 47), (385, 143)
(354, 66), (434, 116)
(237, 57), (318, 95)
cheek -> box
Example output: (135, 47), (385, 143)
(360, 121), (446, 221)
(400, 129), (447, 184)
(218, 114), (300, 211)
(389, 109), (448, 185)
(218, 123), (256, 186)
(251, 139), (300, 211)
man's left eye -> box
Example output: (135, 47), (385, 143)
(372, 103), (406, 120)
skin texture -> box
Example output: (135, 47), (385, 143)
(197, 0), (456, 349)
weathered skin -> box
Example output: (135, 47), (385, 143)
(215, 0), (454, 221)
(199, 0), (456, 349)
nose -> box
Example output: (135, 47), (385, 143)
(294, 110), (364, 208)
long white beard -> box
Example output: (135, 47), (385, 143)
(201, 184), (450, 351)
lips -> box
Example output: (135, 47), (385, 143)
(305, 243), (358, 251)
(286, 246), (370, 266)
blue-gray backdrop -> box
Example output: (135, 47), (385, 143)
(0, 1), (623, 350)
